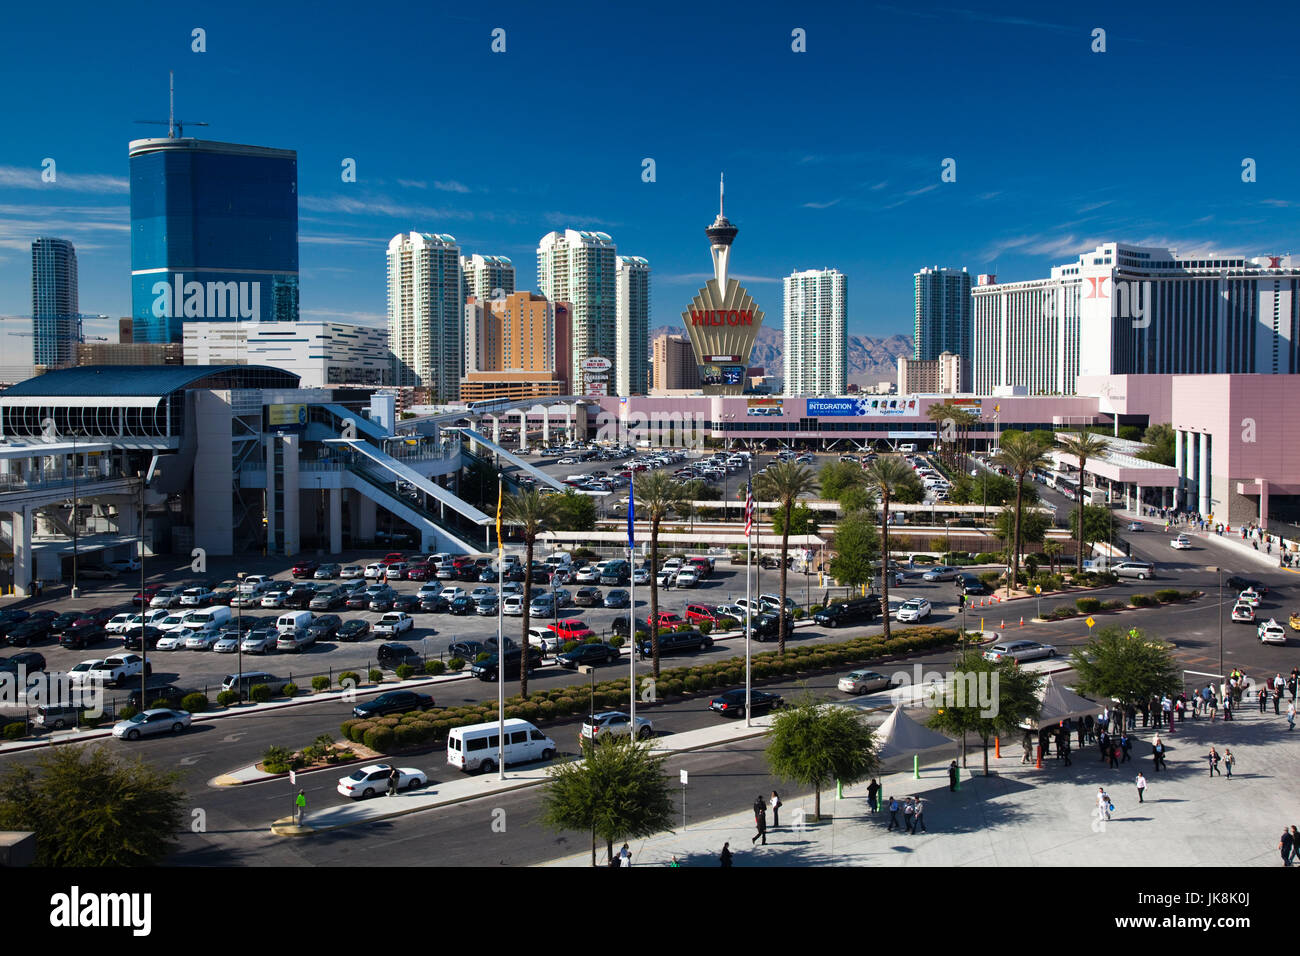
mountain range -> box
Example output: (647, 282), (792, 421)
(649, 325), (914, 386)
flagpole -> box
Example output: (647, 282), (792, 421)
(628, 474), (636, 728)
(745, 472), (753, 729)
(496, 473), (505, 782)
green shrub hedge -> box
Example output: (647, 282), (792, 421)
(1130, 593), (1156, 607)
(395, 664), (414, 680)
(1154, 588), (1182, 603)
(368, 669), (383, 683)
(312, 675), (330, 692)
(425, 660), (445, 675)
(3, 721), (26, 740)
(1076, 597), (1103, 613)
(283, 683), (298, 697)
(216, 690), (240, 707)
(338, 670), (360, 687)
(249, 684), (271, 703)
(181, 692), (208, 714)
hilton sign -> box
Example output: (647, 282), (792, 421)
(689, 309), (756, 327)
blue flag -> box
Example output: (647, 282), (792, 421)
(627, 472), (635, 549)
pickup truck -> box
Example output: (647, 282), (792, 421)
(91, 654), (152, 686)
(374, 612), (415, 637)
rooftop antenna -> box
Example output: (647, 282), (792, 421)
(135, 71), (208, 139)
(720, 172), (725, 216)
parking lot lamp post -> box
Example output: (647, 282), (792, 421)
(70, 434), (80, 600)
(138, 470), (148, 711)
(1216, 566), (1224, 680)
(579, 664), (596, 722)
(236, 572), (245, 702)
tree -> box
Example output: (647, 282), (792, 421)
(635, 470), (692, 678)
(502, 488), (554, 699)
(754, 461), (818, 655)
(925, 651), (1044, 775)
(926, 403), (955, 465)
(1138, 423), (1176, 466)
(0, 745), (185, 866)
(765, 691), (879, 820)
(996, 433), (1050, 591)
(1058, 432), (1110, 572)
(829, 509), (881, 590)
(862, 457), (914, 639)
(540, 735), (675, 866)
(818, 460), (865, 502)
(548, 488), (596, 532)
(1069, 626), (1180, 712)
(772, 503), (818, 537)
(993, 507), (1050, 551)
(838, 485), (873, 515)
(950, 471), (1019, 507)
(889, 472), (926, 504)
(1042, 540), (1063, 575)
(1068, 504), (1117, 561)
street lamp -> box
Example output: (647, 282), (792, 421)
(70, 433), (80, 599)
(236, 571), (246, 703)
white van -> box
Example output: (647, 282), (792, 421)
(899, 443), (917, 453)
(447, 718), (557, 774)
(276, 610), (313, 634)
(544, 552), (574, 569)
(182, 605), (231, 634)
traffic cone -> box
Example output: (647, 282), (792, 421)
(995, 736), (1000, 759)
(1019, 616), (1024, 627)
(1000, 618), (1005, 628)
(1035, 745), (1042, 769)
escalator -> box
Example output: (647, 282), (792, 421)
(342, 460), (486, 554)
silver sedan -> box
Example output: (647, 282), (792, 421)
(112, 709), (192, 740)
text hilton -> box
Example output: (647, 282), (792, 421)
(689, 310), (754, 327)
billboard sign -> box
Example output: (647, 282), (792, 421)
(582, 356), (612, 373)
(585, 382), (608, 397)
(747, 398), (783, 417)
(267, 403), (308, 431)
(701, 364), (745, 387)
(806, 397), (919, 417)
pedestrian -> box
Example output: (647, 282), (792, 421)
(1207, 746), (1220, 776)
(1098, 728), (1110, 760)
(1207, 693), (1217, 721)
(387, 765), (400, 797)
(1288, 702), (1296, 731)
(1127, 705), (1137, 732)
(866, 778), (880, 812)
(1260, 686), (1269, 714)
(1176, 695), (1186, 722)
(1022, 731), (1034, 764)
(751, 796), (767, 845)
(1107, 742), (1119, 769)
(1135, 772), (1147, 803)
(1077, 720), (1087, 747)
(1096, 787), (1112, 821)
(769, 791), (782, 829)
(948, 760), (959, 792)
(1275, 674), (1285, 714)
(1120, 733), (1131, 763)
(1152, 736), (1165, 771)
(1280, 829), (1293, 867)
(619, 843), (632, 867)
(1084, 715), (1095, 743)
(719, 842), (733, 867)
(913, 796), (927, 833)
(1223, 695), (1232, 722)
(294, 789), (306, 826)
(903, 797), (915, 834)
(887, 796), (901, 831)
(1291, 826), (1300, 865)
(1060, 734), (1072, 766)
(1224, 748), (1234, 779)
(668, 856), (681, 867)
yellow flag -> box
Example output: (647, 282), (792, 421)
(496, 477), (504, 561)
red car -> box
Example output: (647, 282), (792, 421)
(74, 607), (117, 627)
(685, 604), (732, 626)
(381, 552), (405, 565)
(549, 619), (595, 642)
(132, 586), (160, 606)
(654, 612), (686, 629)
(291, 560), (318, 578)
(406, 562), (432, 581)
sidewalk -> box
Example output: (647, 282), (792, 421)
(540, 693), (1298, 867)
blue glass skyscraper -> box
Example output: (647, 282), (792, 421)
(130, 137), (299, 343)
(31, 237), (82, 368)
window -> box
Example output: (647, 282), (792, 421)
(530, 730), (547, 741)
(510, 731), (527, 745)
(467, 737), (487, 752)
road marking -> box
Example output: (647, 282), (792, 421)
(223, 732), (246, 743)
(179, 753), (208, 766)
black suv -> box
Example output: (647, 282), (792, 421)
(0, 651), (46, 676)
(813, 596), (881, 628)
(557, 642), (620, 669)
(352, 690), (434, 719)
(307, 615), (342, 640)
(956, 573), (989, 596)
(58, 624), (108, 650)
(636, 629), (712, 659)
(376, 643), (422, 669)
(470, 646), (542, 681)
(752, 612), (795, 642)
(612, 616), (652, 638)
(284, 584), (318, 609)
(5, 617), (54, 646)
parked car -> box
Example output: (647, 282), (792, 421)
(339, 565), (364, 579)
(573, 587), (603, 607)
(352, 690), (434, 719)
(313, 563), (341, 580)
(982, 640), (1058, 662)
(337, 764), (428, 798)
(369, 590), (399, 613)
(309, 587), (344, 611)
(58, 624), (108, 650)
(112, 708), (192, 740)
(275, 627), (316, 653)
(376, 643), (422, 669)
(579, 710), (653, 742)
(122, 626), (165, 651)
(221, 671), (292, 696)
(837, 670), (892, 694)
(183, 629), (224, 651)
(468, 647), (542, 681)
(307, 614), (342, 641)
(602, 589), (631, 609)
(708, 688), (784, 718)
(956, 573), (989, 596)
(814, 596), (881, 628)
(86, 654), (152, 687)
(5, 618), (54, 647)
(291, 560), (319, 579)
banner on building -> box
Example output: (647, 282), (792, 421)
(267, 403), (308, 431)
(806, 397), (919, 417)
(746, 398), (783, 417)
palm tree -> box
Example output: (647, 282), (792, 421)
(1043, 540), (1063, 576)
(1058, 432), (1110, 573)
(501, 488), (553, 699)
(635, 470), (692, 679)
(862, 457), (915, 640)
(926, 403), (954, 465)
(996, 433), (1049, 592)
(754, 461), (818, 655)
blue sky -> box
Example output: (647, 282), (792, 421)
(2, 0), (1299, 365)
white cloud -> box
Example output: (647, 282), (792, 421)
(802, 198), (841, 209)
(300, 308), (386, 327)
(433, 180), (471, 193)
(299, 233), (387, 247)
(905, 183), (939, 197)
(0, 165), (128, 194)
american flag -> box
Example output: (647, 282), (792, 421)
(744, 480), (754, 537)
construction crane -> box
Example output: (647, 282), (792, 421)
(135, 70), (207, 139)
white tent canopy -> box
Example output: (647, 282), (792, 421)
(875, 705), (953, 761)
(1028, 675), (1098, 729)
